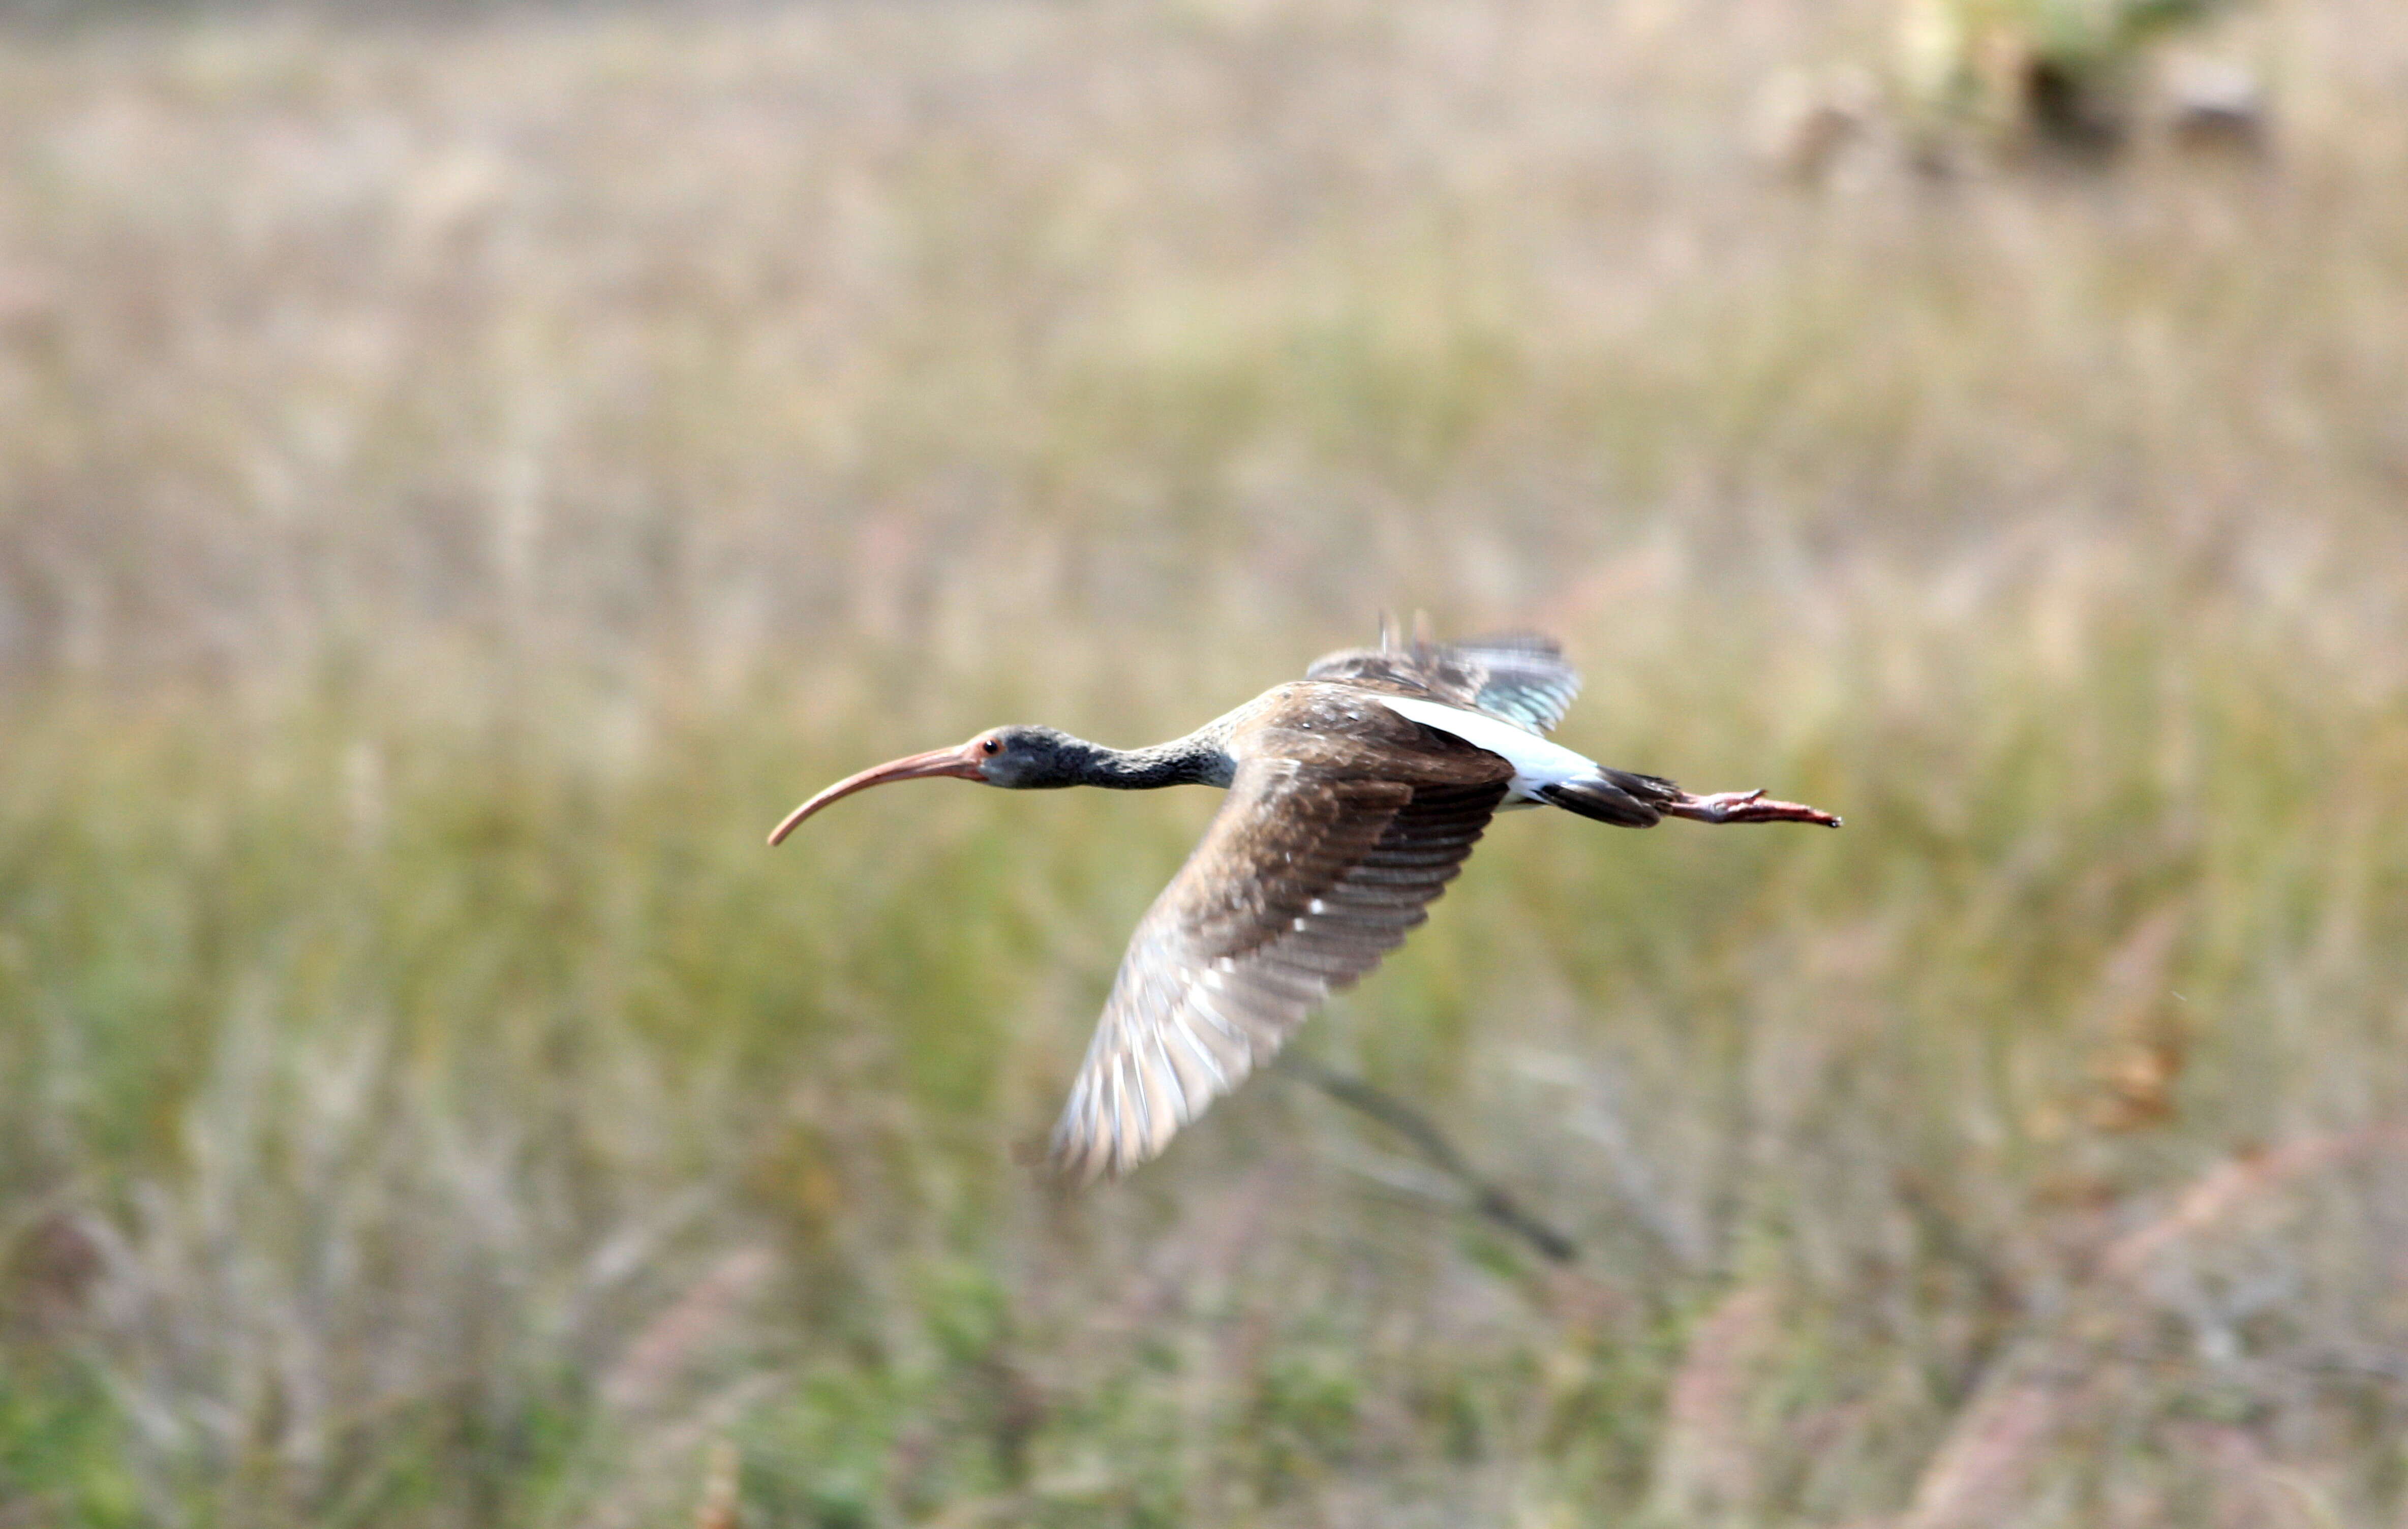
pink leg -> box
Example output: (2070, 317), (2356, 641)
(1660, 788), (1841, 828)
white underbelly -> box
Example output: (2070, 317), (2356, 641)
(1370, 695), (1599, 803)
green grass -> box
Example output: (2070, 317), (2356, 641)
(5, 0), (2408, 1523)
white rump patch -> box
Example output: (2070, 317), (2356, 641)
(1371, 694), (1601, 804)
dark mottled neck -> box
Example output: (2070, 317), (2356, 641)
(1073, 730), (1234, 790)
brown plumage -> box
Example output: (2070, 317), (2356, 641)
(770, 630), (1839, 1182)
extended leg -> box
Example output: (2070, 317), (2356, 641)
(1659, 787), (1841, 828)
(1541, 769), (1841, 829)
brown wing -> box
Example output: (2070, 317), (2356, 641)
(1305, 630), (1581, 734)
(1050, 759), (1509, 1182)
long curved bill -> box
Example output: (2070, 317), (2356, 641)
(767, 743), (985, 846)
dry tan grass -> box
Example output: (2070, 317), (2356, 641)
(4, 0), (2408, 1525)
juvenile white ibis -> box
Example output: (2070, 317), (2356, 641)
(770, 631), (1838, 1183)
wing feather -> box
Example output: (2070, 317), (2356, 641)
(1305, 630), (1581, 733)
(1049, 763), (1508, 1181)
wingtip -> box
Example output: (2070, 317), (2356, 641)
(1044, 1108), (1121, 1189)
(1043, 1142), (1119, 1190)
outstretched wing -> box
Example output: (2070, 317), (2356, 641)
(1305, 630), (1580, 734)
(1050, 760), (1509, 1182)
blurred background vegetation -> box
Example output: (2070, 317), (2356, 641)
(4, 0), (2407, 1523)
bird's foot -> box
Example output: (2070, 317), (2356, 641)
(1664, 788), (1842, 828)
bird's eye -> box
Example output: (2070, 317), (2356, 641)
(981, 736), (1002, 756)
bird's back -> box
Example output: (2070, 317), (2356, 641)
(1215, 680), (1521, 788)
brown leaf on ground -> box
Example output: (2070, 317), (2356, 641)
(2081, 908), (2187, 1133)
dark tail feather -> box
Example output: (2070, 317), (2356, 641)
(1539, 770), (1681, 829)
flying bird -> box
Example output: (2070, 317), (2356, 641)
(770, 630), (1839, 1182)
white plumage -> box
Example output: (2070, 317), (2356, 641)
(1368, 694), (1601, 807)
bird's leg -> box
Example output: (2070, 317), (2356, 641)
(1660, 788), (1842, 828)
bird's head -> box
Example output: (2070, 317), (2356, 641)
(767, 725), (1088, 844)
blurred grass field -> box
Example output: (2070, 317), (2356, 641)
(6, 0), (2408, 1523)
